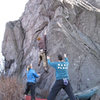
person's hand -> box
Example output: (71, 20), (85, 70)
(44, 49), (47, 52)
(38, 73), (41, 76)
(44, 30), (47, 35)
(64, 54), (67, 58)
(47, 56), (50, 59)
(38, 63), (40, 66)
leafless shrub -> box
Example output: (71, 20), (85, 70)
(40, 89), (49, 99)
(0, 76), (25, 100)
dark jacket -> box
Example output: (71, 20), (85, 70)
(38, 35), (46, 51)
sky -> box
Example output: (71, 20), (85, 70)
(0, 0), (28, 69)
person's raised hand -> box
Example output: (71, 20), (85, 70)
(44, 30), (47, 35)
(47, 56), (50, 59)
(38, 73), (41, 76)
(64, 54), (67, 58)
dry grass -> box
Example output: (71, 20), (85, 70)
(40, 89), (49, 99)
(0, 76), (25, 100)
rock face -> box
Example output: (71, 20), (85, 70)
(2, 21), (25, 76)
(2, 0), (100, 99)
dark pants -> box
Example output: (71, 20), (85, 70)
(47, 79), (76, 100)
(24, 82), (35, 100)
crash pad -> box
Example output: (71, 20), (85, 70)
(35, 98), (47, 100)
(75, 86), (99, 99)
(26, 95), (31, 100)
(25, 95), (47, 100)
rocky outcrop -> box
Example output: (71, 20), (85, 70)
(2, 21), (25, 76)
(2, 0), (100, 99)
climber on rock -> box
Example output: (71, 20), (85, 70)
(37, 30), (48, 72)
(47, 54), (76, 100)
(24, 64), (40, 100)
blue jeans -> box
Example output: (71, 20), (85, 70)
(48, 79), (76, 100)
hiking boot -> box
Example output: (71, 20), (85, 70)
(24, 95), (26, 100)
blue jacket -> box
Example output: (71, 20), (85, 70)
(26, 69), (39, 83)
(48, 57), (69, 80)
